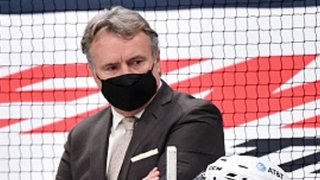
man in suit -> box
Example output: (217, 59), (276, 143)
(56, 6), (225, 180)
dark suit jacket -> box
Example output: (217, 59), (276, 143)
(56, 81), (225, 180)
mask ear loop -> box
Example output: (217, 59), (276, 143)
(149, 61), (155, 72)
(95, 72), (104, 81)
(152, 59), (162, 76)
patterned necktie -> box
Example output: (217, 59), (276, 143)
(108, 117), (135, 180)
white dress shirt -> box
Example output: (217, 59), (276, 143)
(105, 81), (162, 173)
(106, 107), (144, 173)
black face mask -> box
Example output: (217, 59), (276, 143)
(98, 67), (157, 111)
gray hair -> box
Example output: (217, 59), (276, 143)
(81, 6), (159, 69)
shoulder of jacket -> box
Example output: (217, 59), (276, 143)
(70, 107), (111, 133)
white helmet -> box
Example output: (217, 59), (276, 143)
(203, 155), (290, 180)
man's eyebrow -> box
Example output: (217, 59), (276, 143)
(101, 61), (119, 68)
(128, 55), (146, 62)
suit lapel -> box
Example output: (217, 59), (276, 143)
(90, 108), (112, 180)
(119, 81), (174, 179)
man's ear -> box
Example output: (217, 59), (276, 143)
(156, 49), (161, 74)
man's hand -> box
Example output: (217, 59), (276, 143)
(142, 167), (160, 180)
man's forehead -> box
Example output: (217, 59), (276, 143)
(93, 28), (149, 43)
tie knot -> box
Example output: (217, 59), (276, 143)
(122, 117), (135, 131)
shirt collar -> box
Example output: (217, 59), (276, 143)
(111, 107), (144, 131)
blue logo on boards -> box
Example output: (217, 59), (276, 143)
(256, 162), (267, 172)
